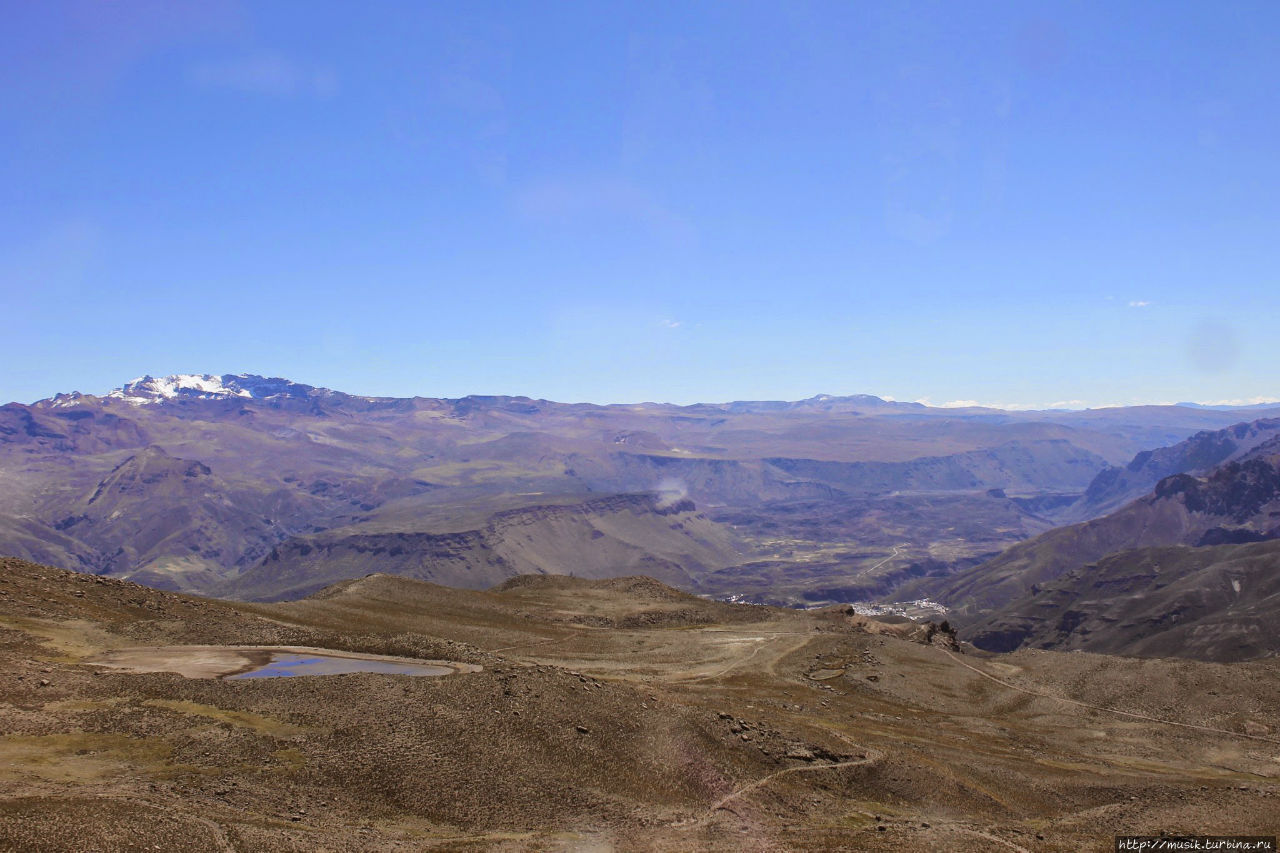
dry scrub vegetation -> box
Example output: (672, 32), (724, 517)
(0, 557), (1276, 851)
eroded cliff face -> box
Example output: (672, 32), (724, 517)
(1064, 419), (1280, 522)
(226, 493), (745, 601)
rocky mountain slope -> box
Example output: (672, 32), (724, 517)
(964, 539), (1280, 661)
(910, 436), (1280, 617)
(4, 374), (1279, 603)
(890, 430), (1280, 662)
(1063, 418), (1280, 522)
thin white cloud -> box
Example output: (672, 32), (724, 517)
(916, 398), (1094, 411)
(1128, 300), (1151, 308)
(923, 399), (1038, 410)
(918, 398), (1012, 409)
(190, 54), (338, 98)
(1194, 396), (1280, 407)
(984, 402), (1050, 411)
(659, 319), (682, 329)
(912, 395), (1280, 411)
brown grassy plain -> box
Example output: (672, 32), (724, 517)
(0, 557), (1276, 851)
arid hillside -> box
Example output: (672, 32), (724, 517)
(224, 493), (744, 601)
(1, 556), (1276, 851)
(910, 436), (1280, 618)
(964, 539), (1280, 661)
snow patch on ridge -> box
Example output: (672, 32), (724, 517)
(106, 374), (317, 405)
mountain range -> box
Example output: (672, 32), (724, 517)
(8, 374), (1280, 607)
(6, 373), (1280, 663)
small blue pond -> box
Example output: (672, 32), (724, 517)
(228, 653), (456, 679)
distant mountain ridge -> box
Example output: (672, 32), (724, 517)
(28, 373), (1280, 416)
(1063, 418), (1280, 522)
(1176, 401), (1280, 411)
(7, 373), (1280, 604)
(35, 379), (942, 418)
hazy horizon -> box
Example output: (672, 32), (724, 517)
(16, 369), (1280, 412)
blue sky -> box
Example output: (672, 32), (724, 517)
(4, 1), (1279, 407)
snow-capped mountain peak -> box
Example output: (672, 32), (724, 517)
(105, 374), (319, 405)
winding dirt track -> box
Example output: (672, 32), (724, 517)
(486, 631), (583, 654)
(675, 631), (813, 683)
(668, 630), (882, 831)
(950, 827), (1031, 852)
(675, 726), (1034, 852)
(864, 544), (905, 574)
(675, 755), (876, 829)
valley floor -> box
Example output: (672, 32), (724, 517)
(0, 560), (1276, 851)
